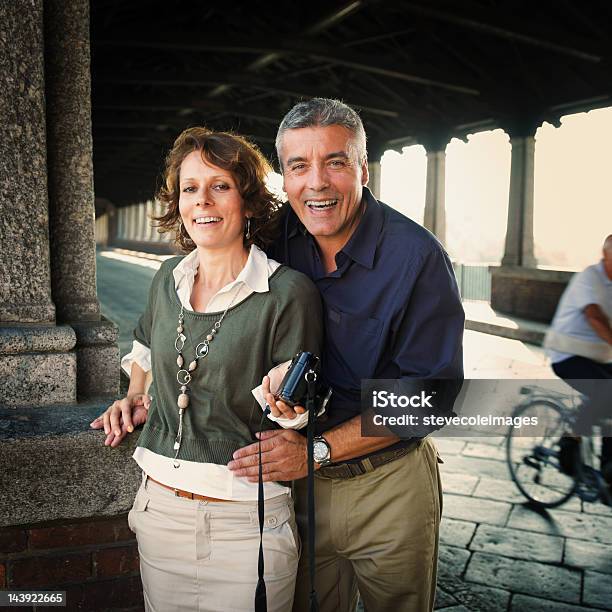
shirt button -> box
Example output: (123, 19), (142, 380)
(266, 516), (278, 527)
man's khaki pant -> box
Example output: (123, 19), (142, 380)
(129, 475), (299, 612)
(293, 438), (443, 612)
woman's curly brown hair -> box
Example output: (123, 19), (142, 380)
(155, 127), (281, 252)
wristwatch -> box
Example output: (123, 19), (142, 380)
(313, 436), (332, 467)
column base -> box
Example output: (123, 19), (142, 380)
(0, 324), (77, 407)
(71, 316), (120, 399)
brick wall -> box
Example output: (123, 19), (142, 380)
(0, 516), (143, 612)
(489, 267), (574, 323)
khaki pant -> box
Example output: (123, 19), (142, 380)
(129, 475), (299, 612)
(293, 438), (443, 612)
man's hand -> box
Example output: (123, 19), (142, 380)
(584, 303), (612, 344)
(228, 429), (310, 482)
(263, 371), (306, 421)
(90, 393), (151, 448)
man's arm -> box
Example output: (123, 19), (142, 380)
(227, 418), (397, 483)
(317, 414), (398, 462)
(585, 304), (612, 344)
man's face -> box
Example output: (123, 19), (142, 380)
(280, 125), (368, 248)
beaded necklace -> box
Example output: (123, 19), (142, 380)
(172, 284), (242, 467)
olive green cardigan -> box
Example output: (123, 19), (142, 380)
(134, 257), (323, 465)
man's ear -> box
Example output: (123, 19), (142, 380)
(361, 159), (369, 186)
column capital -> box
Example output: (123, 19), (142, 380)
(500, 114), (555, 140)
(366, 140), (386, 164)
(419, 130), (452, 153)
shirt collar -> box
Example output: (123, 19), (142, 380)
(173, 244), (271, 294)
(285, 186), (383, 270)
(339, 187), (383, 269)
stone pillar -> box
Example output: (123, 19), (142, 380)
(146, 201), (155, 241)
(0, 3), (55, 326)
(118, 207), (126, 240)
(44, 0), (119, 398)
(45, 0), (99, 322)
(130, 205), (139, 241)
(501, 130), (537, 267)
(367, 160), (382, 199)
(0, 1), (77, 406)
(137, 202), (147, 241)
(423, 145), (447, 246)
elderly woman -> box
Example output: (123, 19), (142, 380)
(90, 127), (322, 611)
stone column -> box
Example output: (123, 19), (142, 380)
(129, 205), (139, 241)
(45, 0), (99, 322)
(117, 207), (126, 240)
(0, 0), (77, 406)
(423, 143), (447, 246)
(137, 202), (147, 241)
(501, 129), (537, 267)
(44, 0), (118, 398)
(146, 201), (156, 241)
(0, 3), (55, 326)
(367, 159), (382, 199)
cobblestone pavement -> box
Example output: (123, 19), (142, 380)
(97, 249), (612, 612)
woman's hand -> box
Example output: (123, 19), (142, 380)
(262, 374), (306, 420)
(90, 393), (151, 447)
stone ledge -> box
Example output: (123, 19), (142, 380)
(0, 352), (77, 407)
(71, 316), (118, 346)
(0, 402), (141, 527)
(0, 324), (76, 355)
(489, 265), (575, 282)
(465, 318), (545, 345)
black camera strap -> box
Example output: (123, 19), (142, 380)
(305, 370), (320, 612)
(255, 409), (268, 612)
(255, 372), (319, 612)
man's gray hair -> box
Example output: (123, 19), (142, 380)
(275, 98), (367, 170)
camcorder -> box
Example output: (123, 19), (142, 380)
(275, 351), (331, 416)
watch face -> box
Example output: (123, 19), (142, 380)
(313, 440), (329, 463)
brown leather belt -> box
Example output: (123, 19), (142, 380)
(317, 440), (420, 479)
(146, 475), (235, 502)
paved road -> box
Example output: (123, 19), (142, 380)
(97, 248), (612, 612)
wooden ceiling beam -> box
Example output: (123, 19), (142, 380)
(95, 36), (479, 95)
(92, 94), (282, 124)
(94, 70), (405, 118)
(400, 2), (605, 62)
(212, 1), (370, 94)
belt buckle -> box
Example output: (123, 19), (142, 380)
(348, 463), (366, 477)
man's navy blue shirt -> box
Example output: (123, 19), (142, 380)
(271, 187), (464, 448)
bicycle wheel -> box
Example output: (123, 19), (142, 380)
(506, 400), (578, 508)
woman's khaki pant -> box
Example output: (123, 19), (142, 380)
(129, 475), (299, 612)
(293, 437), (443, 612)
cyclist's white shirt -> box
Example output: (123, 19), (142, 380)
(546, 261), (612, 364)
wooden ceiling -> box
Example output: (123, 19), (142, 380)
(90, 0), (612, 205)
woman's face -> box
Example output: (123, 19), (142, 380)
(178, 150), (247, 252)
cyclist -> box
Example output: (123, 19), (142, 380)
(544, 235), (612, 485)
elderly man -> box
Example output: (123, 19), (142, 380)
(545, 235), (612, 482)
(229, 98), (464, 612)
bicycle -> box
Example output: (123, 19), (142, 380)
(506, 384), (612, 509)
